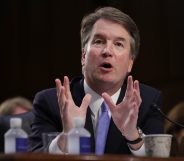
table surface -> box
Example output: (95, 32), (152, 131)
(0, 153), (184, 161)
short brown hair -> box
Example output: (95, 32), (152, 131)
(80, 7), (140, 59)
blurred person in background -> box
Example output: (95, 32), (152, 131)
(165, 101), (184, 157)
(0, 97), (32, 116)
(0, 96), (33, 152)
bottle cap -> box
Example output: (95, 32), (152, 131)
(10, 118), (22, 128)
(73, 117), (85, 127)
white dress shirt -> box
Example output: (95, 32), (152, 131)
(49, 80), (145, 156)
(83, 80), (120, 136)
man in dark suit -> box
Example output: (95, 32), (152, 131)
(29, 7), (163, 155)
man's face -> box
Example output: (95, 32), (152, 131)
(82, 19), (134, 93)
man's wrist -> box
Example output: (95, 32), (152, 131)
(124, 137), (143, 144)
(123, 127), (143, 144)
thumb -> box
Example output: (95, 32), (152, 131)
(102, 92), (115, 112)
(80, 94), (92, 111)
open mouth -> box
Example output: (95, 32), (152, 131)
(101, 62), (113, 70)
(102, 63), (112, 68)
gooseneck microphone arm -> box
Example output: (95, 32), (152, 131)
(151, 103), (184, 128)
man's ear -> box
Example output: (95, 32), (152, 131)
(128, 58), (134, 73)
(81, 48), (86, 66)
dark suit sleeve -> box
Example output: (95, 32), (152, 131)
(29, 88), (62, 152)
(138, 86), (164, 134)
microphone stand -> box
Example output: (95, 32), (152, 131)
(151, 103), (184, 128)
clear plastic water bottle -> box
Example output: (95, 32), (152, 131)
(4, 117), (28, 153)
(67, 117), (91, 154)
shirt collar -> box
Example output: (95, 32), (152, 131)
(83, 79), (121, 117)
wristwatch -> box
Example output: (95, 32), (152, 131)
(124, 127), (143, 144)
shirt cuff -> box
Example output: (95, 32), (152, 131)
(49, 134), (63, 154)
(129, 142), (146, 156)
(128, 132), (146, 156)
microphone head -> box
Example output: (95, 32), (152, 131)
(151, 103), (160, 111)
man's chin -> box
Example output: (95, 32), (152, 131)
(97, 77), (115, 85)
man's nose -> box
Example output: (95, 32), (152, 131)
(101, 43), (112, 57)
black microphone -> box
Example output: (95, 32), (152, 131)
(151, 103), (184, 128)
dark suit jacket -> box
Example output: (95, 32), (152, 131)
(29, 76), (164, 154)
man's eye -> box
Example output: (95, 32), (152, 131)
(94, 39), (104, 44)
(115, 42), (124, 47)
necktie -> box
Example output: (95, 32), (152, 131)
(95, 102), (110, 155)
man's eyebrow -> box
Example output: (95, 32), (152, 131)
(115, 37), (126, 42)
(93, 34), (104, 38)
(93, 34), (126, 41)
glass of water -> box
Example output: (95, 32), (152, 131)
(42, 132), (60, 152)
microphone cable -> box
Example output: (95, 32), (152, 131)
(151, 103), (184, 128)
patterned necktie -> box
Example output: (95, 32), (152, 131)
(95, 101), (110, 155)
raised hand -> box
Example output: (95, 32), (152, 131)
(55, 76), (91, 133)
(102, 76), (142, 141)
